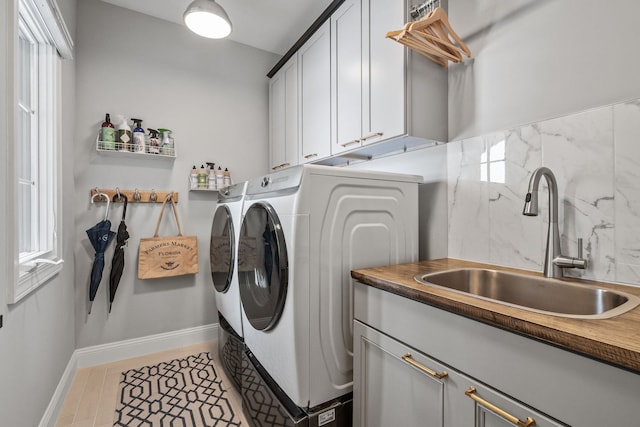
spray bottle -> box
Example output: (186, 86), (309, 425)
(132, 118), (146, 153)
(147, 128), (160, 154)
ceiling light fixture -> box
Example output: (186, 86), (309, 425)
(183, 0), (232, 39)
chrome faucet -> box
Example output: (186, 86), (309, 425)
(523, 167), (587, 278)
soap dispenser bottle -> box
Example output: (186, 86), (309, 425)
(215, 166), (225, 189)
(115, 115), (132, 151)
(223, 168), (231, 187)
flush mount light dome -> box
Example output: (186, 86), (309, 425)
(184, 0), (232, 39)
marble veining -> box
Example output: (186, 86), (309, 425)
(448, 99), (640, 286)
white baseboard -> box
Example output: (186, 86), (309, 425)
(75, 323), (218, 368)
(39, 323), (218, 427)
(38, 352), (78, 427)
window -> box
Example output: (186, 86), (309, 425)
(480, 138), (506, 184)
(7, 0), (72, 303)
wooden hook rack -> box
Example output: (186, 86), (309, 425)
(90, 188), (179, 204)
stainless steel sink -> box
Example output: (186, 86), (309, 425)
(414, 268), (640, 319)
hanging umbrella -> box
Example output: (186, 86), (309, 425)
(109, 194), (129, 313)
(86, 192), (116, 314)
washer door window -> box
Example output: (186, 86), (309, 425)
(210, 205), (235, 293)
(238, 202), (288, 331)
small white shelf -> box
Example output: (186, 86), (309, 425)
(96, 138), (176, 159)
(189, 188), (219, 192)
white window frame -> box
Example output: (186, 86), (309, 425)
(5, 0), (73, 304)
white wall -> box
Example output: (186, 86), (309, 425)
(74, 0), (278, 348)
(0, 0), (78, 425)
(448, 0), (640, 140)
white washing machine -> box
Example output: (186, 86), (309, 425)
(237, 165), (419, 425)
(209, 181), (247, 391)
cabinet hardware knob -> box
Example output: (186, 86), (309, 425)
(304, 153), (318, 159)
(361, 132), (384, 141)
(401, 354), (448, 379)
(465, 387), (536, 427)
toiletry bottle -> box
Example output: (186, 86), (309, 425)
(132, 118), (146, 153)
(216, 166), (225, 189)
(197, 165), (207, 189)
(100, 113), (116, 150)
(158, 128), (174, 156)
(206, 162), (216, 190)
(190, 165), (198, 190)
(115, 115), (132, 151)
(223, 168), (231, 187)
(147, 128), (160, 154)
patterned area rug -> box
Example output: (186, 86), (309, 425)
(114, 352), (242, 427)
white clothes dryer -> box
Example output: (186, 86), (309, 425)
(209, 181), (247, 391)
(237, 165), (420, 424)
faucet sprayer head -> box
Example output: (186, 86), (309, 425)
(523, 192), (538, 216)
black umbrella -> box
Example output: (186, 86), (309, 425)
(109, 194), (129, 313)
(86, 217), (116, 314)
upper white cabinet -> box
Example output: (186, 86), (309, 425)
(269, 55), (298, 171)
(331, 0), (363, 154)
(268, 0), (448, 168)
(299, 20), (332, 163)
(363, 0), (447, 146)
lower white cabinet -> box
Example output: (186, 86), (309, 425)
(354, 320), (565, 427)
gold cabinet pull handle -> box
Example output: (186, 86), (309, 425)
(361, 132), (383, 141)
(281, 162), (290, 168)
(401, 354), (448, 379)
(465, 387), (536, 427)
(340, 139), (361, 147)
(304, 153), (318, 159)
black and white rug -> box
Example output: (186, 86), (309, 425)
(114, 352), (242, 427)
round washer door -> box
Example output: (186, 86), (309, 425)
(238, 202), (288, 331)
(210, 205), (235, 293)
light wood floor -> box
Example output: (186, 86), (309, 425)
(55, 341), (247, 427)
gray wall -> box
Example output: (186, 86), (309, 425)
(448, 0), (640, 140)
(0, 0), (78, 425)
(74, 0), (278, 348)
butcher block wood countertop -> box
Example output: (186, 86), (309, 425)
(351, 258), (640, 374)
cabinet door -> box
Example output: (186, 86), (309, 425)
(331, 0), (362, 154)
(269, 66), (285, 170)
(461, 383), (567, 427)
(362, 0), (406, 145)
(354, 320), (451, 427)
(299, 20), (331, 163)
(269, 56), (298, 171)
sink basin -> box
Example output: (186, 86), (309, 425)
(414, 268), (640, 319)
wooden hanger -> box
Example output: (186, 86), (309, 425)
(408, 10), (463, 62)
(386, 6), (470, 67)
(386, 26), (449, 67)
(409, 7), (471, 58)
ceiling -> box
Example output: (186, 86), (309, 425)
(99, 0), (334, 55)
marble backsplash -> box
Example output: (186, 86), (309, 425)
(447, 98), (640, 286)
